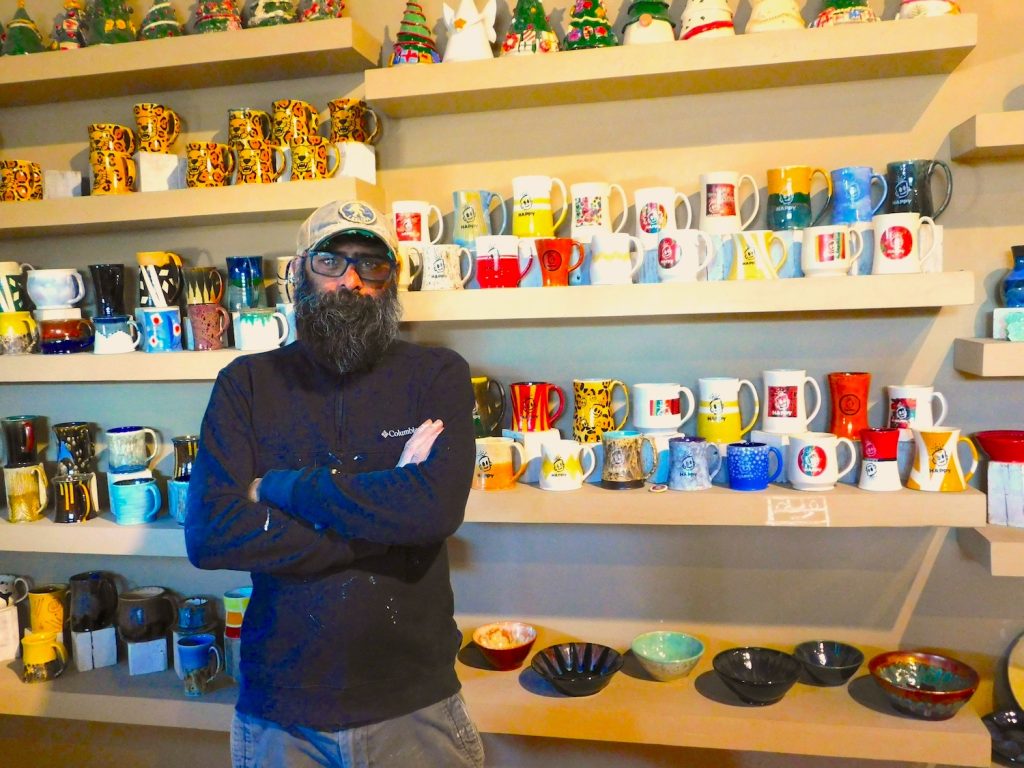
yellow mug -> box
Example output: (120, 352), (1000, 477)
(89, 150), (136, 195)
(28, 584), (67, 633)
(137, 251), (183, 268)
(696, 377), (760, 443)
(272, 98), (320, 146)
(572, 378), (629, 444)
(3, 463), (47, 522)
(730, 229), (788, 280)
(0, 310), (39, 354)
(907, 426), (979, 492)
(186, 142), (235, 188)
(0, 160), (43, 202)
(133, 102), (182, 153)
(232, 141), (287, 184)
(473, 437), (526, 491)
(21, 632), (68, 682)
(227, 107), (273, 147)
(88, 122), (137, 154)
(328, 98), (382, 144)
(289, 137), (341, 181)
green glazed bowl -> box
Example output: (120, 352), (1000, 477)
(631, 631), (705, 682)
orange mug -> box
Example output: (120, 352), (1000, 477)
(472, 437), (526, 491)
(534, 237), (585, 287)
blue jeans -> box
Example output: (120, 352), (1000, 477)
(230, 694), (485, 768)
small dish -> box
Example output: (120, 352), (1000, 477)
(712, 647), (801, 705)
(869, 650), (979, 721)
(630, 631), (705, 682)
(793, 640), (864, 686)
(531, 642), (623, 696)
(472, 621), (537, 671)
(975, 431), (1024, 463)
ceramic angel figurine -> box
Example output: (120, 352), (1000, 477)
(442, 0), (497, 62)
(897, 0), (960, 18)
(746, 0), (804, 32)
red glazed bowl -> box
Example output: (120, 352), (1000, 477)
(869, 651), (979, 721)
(472, 621), (537, 671)
(974, 431), (1024, 463)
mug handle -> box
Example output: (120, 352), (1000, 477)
(611, 379), (630, 431)
(271, 145), (289, 183)
(77, 480), (94, 521)
(549, 385), (567, 423)
(486, 191), (508, 236)
(803, 376), (822, 425)
(931, 390), (948, 427)
(707, 444), (723, 479)
(215, 306), (231, 335)
(509, 441), (527, 483)
(738, 174), (761, 231)
(610, 183), (628, 233)
(271, 311), (289, 347)
(917, 215), (939, 268)
(33, 464), (48, 514)
(146, 482), (163, 517)
(126, 317), (143, 349)
(675, 192), (694, 230)
(517, 248), (535, 285)
(165, 108), (183, 146)
(580, 444), (597, 482)
(69, 271), (87, 305)
(641, 436), (659, 480)
(457, 247), (473, 286)
(208, 644), (224, 680)
(836, 437), (858, 480)
(407, 246), (423, 281)
(694, 231), (715, 274)
(678, 386), (696, 427)
(739, 379), (760, 437)
(324, 143), (342, 179)
(567, 240), (586, 273)
(223, 146), (236, 178)
(488, 379), (506, 434)
(958, 436), (979, 483)
(551, 177), (568, 233)
(846, 228), (865, 274)
(809, 167), (833, 226)
(429, 204), (445, 244)
(928, 159), (953, 220)
(364, 106), (382, 145)
(210, 269), (226, 304)
(142, 427), (161, 466)
(766, 233), (788, 277)
(51, 638), (68, 675)
(766, 447), (784, 484)
(627, 236), (645, 279)
(870, 173), (889, 216)
(14, 577), (30, 604)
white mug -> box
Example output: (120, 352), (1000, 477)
(420, 244), (472, 291)
(570, 181), (626, 243)
(656, 229), (714, 282)
(502, 428), (561, 484)
(26, 268), (86, 309)
(801, 224), (864, 278)
(699, 171), (760, 234)
(730, 230), (787, 280)
(761, 369), (821, 434)
(236, 307), (289, 350)
(539, 439), (597, 491)
(512, 175), (568, 239)
(630, 382), (696, 432)
(397, 243), (424, 291)
(886, 384), (948, 433)
(871, 212), (937, 275)
(590, 232), (644, 285)
(859, 456), (902, 492)
(635, 186), (694, 249)
(392, 199), (444, 244)
(787, 432), (857, 491)
(275, 255), (298, 303)
(0, 603), (19, 662)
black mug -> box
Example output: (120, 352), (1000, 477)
(116, 586), (176, 643)
(883, 159), (953, 220)
(88, 263), (127, 317)
(172, 435), (199, 481)
(52, 473), (94, 524)
(2, 414), (38, 467)
(138, 264), (183, 309)
(52, 421), (95, 475)
(69, 570), (119, 632)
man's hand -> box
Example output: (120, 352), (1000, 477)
(247, 477), (262, 503)
(396, 419), (445, 467)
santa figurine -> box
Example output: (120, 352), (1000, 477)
(679, 0), (735, 41)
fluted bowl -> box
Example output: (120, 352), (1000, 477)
(531, 642), (623, 697)
(712, 647), (801, 705)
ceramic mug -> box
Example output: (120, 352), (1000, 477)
(668, 436), (722, 492)
(535, 237), (585, 287)
(573, 378), (629, 444)
(40, 318), (94, 354)
(510, 381), (566, 433)
(801, 224), (864, 277)
(0, 575), (30, 606)
(883, 159), (953, 221)
(472, 376), (506, 437)
(859, 427), (902, 492)
(600, 430), (658, 490)
(91, 314), (139, 354)
(52, 421), (95, 475)
(183, 267), (225, 306)
(4, 463), (47, 522)
(475, 235), (533, 288)
(89, 150), (136, 195)
(236, 307), (289, 350)
(138, 306), (183, 352)
(0, 311), (39, 354)
(110, 477), (162, 525)
(830, 166), (887, 224)
(393, 199), (444, 244)
(3, 414), (39, 466)
(271, 98), (320, 146)
(168, 479), (190, 525)
(452, 189), (507, 247)
(906, 426), (978, 493)
(634, 186), (694, 250)
(88, 263), (127, 317)
(21, 632), (67, 683)
(787, 432), (857, 491)
(52, 473), (94, 523)
(88, 122), (136, 153)
(187, 303), (230, 351)
(68, 571), (118, 632)
(232, 140), (288, 184)
(289, 136), (341, 181)
(630, 382), (696, 432)
(137, 251), (184, 309)
(570, 181), (627, 243)
(729, 230), (787, 280)
(28, 584), (67, 633)
(226, 256), (266, 310)
(133, 102), (182, 153)
(697, 377), (759, 444)
(539, 439), (596, 491)
(590, 232), (644, 285)
(657, 229), (714, 282)
(886, 384), (947, 433)
(420, 245), (472, 291)
(26, 268), (85, 309)
(227, 107), (273, 146)
(274, 257), (297, 303)
(328, 98), (382, 144)
(727, 441), (783, 491)
(761, 369), (821, 434)
(0, 160), (43, 202)
(828, 371), (871, 439)
(105, 426), (160, 473)
(396, 244), (423, 292)
(473, 437), (526, 490)
(117, 586), (175, 641)
(766, 165), (832, 230)
(185, 142), (235, 188)
(512, 175), (567, 239)
(0, 261), (33, 312)
(700, 171), (760, 234)
(178, 633), (224, 697)
(871, 212), (937, 274)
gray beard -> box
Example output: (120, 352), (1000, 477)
(293, 270), (401, 375)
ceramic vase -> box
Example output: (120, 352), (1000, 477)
(1001, 246), (1024, 308)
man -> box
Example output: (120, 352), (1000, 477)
(185, 200), (483, 768)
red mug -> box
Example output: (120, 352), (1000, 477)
(860, 428), (899, 461)
(510, 381), (567, 432)
(828, 371), (871, 439)
(476, 254), (532, 289)
(535, 238), (585, 287)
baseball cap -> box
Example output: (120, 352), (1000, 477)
(295, 200), (399, 261)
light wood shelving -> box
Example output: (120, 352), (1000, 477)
(958, 526), (1024, 577)
(950, 111), (1024, 162)
(364, 15), (976, 118)
(0, 178), (381, 238)
(954, 337), (1024, 376)
(0, 514), (186, 557)
(0, 18), (380, 108)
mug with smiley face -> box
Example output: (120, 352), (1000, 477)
(906, 426), (978, 493)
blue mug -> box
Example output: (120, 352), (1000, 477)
(93, 314), (141, 354)
(452, 189), (507, 249)
(668, 436), (722, 492)
(727, 441), (783, 492)
(138, 307), (182, 353)
(168, 479), (189, 525)
(226, 256), (266, 311)
(177, 632), (223, 697)
(110, 477), (161, 525)
(830, 166), (887, 224)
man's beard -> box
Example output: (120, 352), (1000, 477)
(293, 269), (401, 375)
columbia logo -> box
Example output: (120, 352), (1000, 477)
(381, 427), (416, 438)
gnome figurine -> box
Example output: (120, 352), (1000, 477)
(501, 0), (558, 56)
(442, 0), (497, 63)
(897, 0), (960, 18)
(746, 0), (804, 32)
(679, 0), (735, 40)
(4, 1), (48, 54)
(810, 0), (879, 26)
(622, 1), (675, 45)
(51, 0), (87, 48)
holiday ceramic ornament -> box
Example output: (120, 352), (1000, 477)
(189, 0), (242, 33)
(50, 0), (86, 49)
(243, 0), (294, 27)
(442, 0), (497, 62)
(810, 0), (878, 27)
(680, 0), (735, 41)
(138, 0), (183, 38)
(746, 0), (804, 32)
(4, 1), (47, 54)
(83, 0), (137, 44)
(897, 0), (959, 18)
(502, 0), (558, 56)
(564, 0), (619, 50)
(295, 0), (343, 22)
(389, 1), (441, 65)
(623, 1), (675, 45)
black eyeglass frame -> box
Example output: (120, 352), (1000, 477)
(302, 250), (396, 285)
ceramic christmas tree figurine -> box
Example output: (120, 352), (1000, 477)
(244, 0), (294, 27)
(295, 0), (343, 22)
(679, 0), (735, 40)
(810, 0), (878, 27)
(897, 0), (960, 18)
(4, 1), (48, 54)
(389, 2), (441, 65)
(746, 0), (804, 33)
(622, 0), (675, 45)
(564, 0), (618, 50)
(501, 0), (558, 56)
(189, 0), (242, 33)
(138, 0), (183, 38)
(1, 20), (6, 53)
(442, 0), (497, 62)
(83, 0), (137, 44)
(50, 0), (86, 49)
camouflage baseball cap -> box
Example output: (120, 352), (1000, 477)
(295, 200), (399, 261)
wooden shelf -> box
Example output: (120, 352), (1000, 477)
(0, 178), (381, 238)
(0, 513), (186, 557)
(0, 625), (991, 766)
(1, 350), (246, 383)
(950, 112), (1024, 162)
(465, 483), (986, 528)
(0, 19), (380, 108)
(954, 337), (1024, 376)
(958, 526), (1024, 577)
(365, 15), (977, 118)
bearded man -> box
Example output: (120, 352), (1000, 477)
(185, 200), (482, 768)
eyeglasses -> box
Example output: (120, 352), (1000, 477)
(304, 250), (395, 285)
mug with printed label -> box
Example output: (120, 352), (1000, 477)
(634, 186), (694, 250)
(534, 237), (585, 286)
(570, 182), (627, 243)
(700, 171), (760, 234)
(573, 378), (629, 444)
(510, 381), (566, 433)
(452, 189), (507, 247)
(420, 245), (473, 291)
(859, 427), (901, 492)
(473, 437), (526, 490)
(830, 166), (887, 224)
(630, 382), (695, 432)
(766, 165), (832, 231)
(886, 384), (947, 433)
(906, 426), (977, 493)
(512, 175), (567, 238)
(4, 463), (47, 522)
(668, 436), (721, 492)
(590, 232), (644, 285)
(539, 439), (596, 491)
(656, 229), (714, 282)
(827, 371), (871, 439)
(871, 212), (937, 274)
(801, 224), (863, 277)
(697, 377), (759, 444)
(600, 430), (657, 490)
(393, 200), (444, 244)
(729, 230), (787, 280)
(787, 432), (856, 491)
(761, 369), (821, 433)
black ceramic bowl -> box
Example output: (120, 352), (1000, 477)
(984, 709), (1024, 765)
(531, 642), (623, 697)
(712, 647), (802, 705)
(793, 640), (865, 686)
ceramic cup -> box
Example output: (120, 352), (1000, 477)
(539, 439), (597, 491)
(512, 175), (567, 239)
(26, 269), (85, 309)
(801, 224), (864, 277)
(600, 430), (658, 490)
(859, 427), (902, 492)
(668, 436), (722, 492)
(420, 244), (473, 291)
(727, 441), (783, 491)
(0, 160), (43, 202)
(185, 142), (235, 188)
(787, 432), (857, 491)
(328, 98), (382, 144)
(730, 230), (787, 280)
(3, 414), (40, 467)
(89, 150), (136, 195)
(0, 311), (39, 354)
(700, 171), (759, 234)
(697, 377), (759, 444)
(68, 571), (118, 632)
(178, 633), (224, 697)
(473, 437), (526, 490)
(590, 232), (644, 285)
(52, 473), (94, 523)
(906, 426), (978, 493)
(105, 426), (160, 473)
(183, 267), (225, 306)
(657, 229), (714, 282)
(40, 318), (94, 354)
(117, 586), (175, 641)
(138, 306), (183, 352)
(28, 584), (67, 634)
(570, 181), (627, 244)
(110, 477), (162, 525)
(236, 307), (288, 350)
(4, 463), (47, 522)
(475, 235), (533, 288)
(0, 574), (30, 606)
(93, 314), (141, 354)
(871, 212), (938, 274)
(168, 479), (190, 525)
(761, 369), (821, 434)
(393, 199), (444, 244)
(452, 189), (507, 248)
(187, 303), (230, 351)
(630, 382), (696, 432)
(21, 632), (67, 683)
(509, 381), (566, 433)
(133, 102), (182, 153)
(573, 378), (629, 444)
(886, 384), (948, 434)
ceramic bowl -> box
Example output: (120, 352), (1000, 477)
(869, 651), (979, 720)
(712, 647), (801, 705)
(983, 708), (1024, 764)
(793, 640), (864, 686)
(974, 430), (1024, 463)
(472, 621), (537, 671)
(531, 642), (623, 697)
(630, 631), (705, 682)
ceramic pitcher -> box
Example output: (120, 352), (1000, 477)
(573, 378), (629, 444)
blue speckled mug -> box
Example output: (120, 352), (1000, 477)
(727, 441), (783, 492)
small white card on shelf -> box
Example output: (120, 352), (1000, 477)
(72, 626), (118, 672)
(127, 636), (168, 676)
(43, 170), (82, 199)
(337, 141), (376, 184)
(135, 151), (184, 192)
(993, 308), (1024, 340)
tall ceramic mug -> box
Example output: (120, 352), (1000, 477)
(535, 237), (585, 286)
(137, 250), (184, 308)
(830, 166), (887, 224)
(185, 142), (235, 188)
(393, 199), (444, 244)
(133, 102), (182, 153)
(472, 376), (506, 437)
(472, 437), (526, 491)
(761, 369), (821, 434)
(589, 232), (644, 285)
(232, 140), (288, 184)
(271, 98), (320, 146)
(0, 261), (34, 312)
(573, 378), (629, 444)
(512, 175), (567, 238)
(630, 382), (695, 432)
(2, 414), (39, 466)
(828, 371), (871, 439)
(787, 432), (857, 491)
(859, 427), (902, 492)
(886, 384), (947, 433)
(766, 165), (832, 230)
(420, 245), (472, 291)
(474, 235), (533, 288)
(510, 381), (566, 432)
(600, 430), (657, 490)
(396, 244), (423, 291)
(452, 189), (507, 248)
(699, 171), (760, 234)
(28, 584), (67, 634)
(289, 137), (341, 181)
(729, 230), (787, 280)
(4, 463), (48, 522)
(657, 229), (714, 282)
(569, 181), (627, 243)
(801, 224), (863, 277)
(227, 107), (273, 146)
(183, 267), (225, 306)
(328, 98), (382, 144)
(906, 426), (977, 493)
(634, 186), (694, 250)
(539, 439), (596, 491)
(883, 159), (953, 220)
(667, 436), (722, 492)
(871, 213), (937, 274)
(696, 377), (759, 444)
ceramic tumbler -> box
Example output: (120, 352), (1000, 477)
(226, 256), (266, 310)
(88, 263), (127, 317)
(173, 435), (199, 481)
(168, 479), (190, 525)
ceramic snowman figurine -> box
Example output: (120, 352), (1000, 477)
(680, 0), (735, 41)
(442, 0), (497, 62)
(746, 0), (804, 32)
(897, 0), (960, 18)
